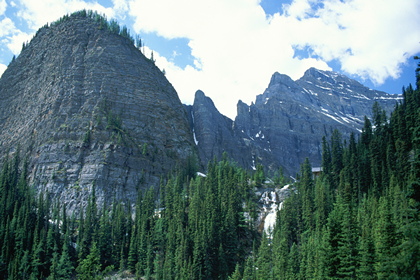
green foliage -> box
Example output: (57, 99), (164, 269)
(77, 242), (102, 280)
(257, 62), (420, 279)
(51, 10), (136, 45)
(1, 58), (420, 280)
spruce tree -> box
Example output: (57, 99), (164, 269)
(56, 229), (74, 279)
(77, 241), (102, 280)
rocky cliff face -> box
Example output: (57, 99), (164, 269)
(191, 68), (402, 176)
(0, 13), (403, 211)
(185, 90), (250, 168)
(0, 14), (196, 211)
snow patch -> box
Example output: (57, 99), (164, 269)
(320, 111), (346, 125)
(315, 84), (332, 91)
(193, 132), (198, 145)
(251, 159), (256, 170)
(374, 96), (403, 100)
(308, 89), (318, 96)
(191, 111), (199, 145)
(353, 93), (370, 100)
(255, 131), (265, 139)
(196, 172), (207, 177)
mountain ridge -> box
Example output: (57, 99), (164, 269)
(191, 67), (402, 175)
(0, 12), (403, 208)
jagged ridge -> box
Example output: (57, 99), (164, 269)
(190, 68), (402, 175)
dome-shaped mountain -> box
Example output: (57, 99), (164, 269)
(0, 12), (196, 211)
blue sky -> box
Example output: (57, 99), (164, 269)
(0, 0), (419, 118)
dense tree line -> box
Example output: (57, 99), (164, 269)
(1, 62), (419, 279)
(50, 10), (137, 47)
(249, 59), (420, 279)
(0, 153), (259, 279)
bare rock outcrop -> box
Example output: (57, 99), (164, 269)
(0, 14), (196, 211)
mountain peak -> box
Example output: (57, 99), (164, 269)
(194, 90), (220, 113)
(268, 72), (295, 88)
(194, 89), (207, 100)
(300, 67), (340, 84)
(0, 10), (196, 212)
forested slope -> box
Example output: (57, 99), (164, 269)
(0, 59), (419, 279)
(250, 60), (420, 279)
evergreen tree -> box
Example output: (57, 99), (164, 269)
(375, 195), (398, 278)
(256, 232), (273, 279)
(77, 241), (102, 280)
(56, 229), (74, 279)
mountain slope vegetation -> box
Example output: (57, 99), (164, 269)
(1, 60), (419, 279)
(0, 10), (419, 280)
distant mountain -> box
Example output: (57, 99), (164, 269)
(190, 68), (402, 175)
(0, 13), (196, 212)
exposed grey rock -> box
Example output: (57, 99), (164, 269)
(190, 68), (402, 176)
(0, 13), (403, 212)
(0, 15), (196, 212)
(185, 90), (250, 168)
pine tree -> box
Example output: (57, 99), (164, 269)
(77, 241), (102, 280)
(97, 206), (113, 269)
(228, 263), (242, 280)
(286, 242), (300, 279)
(375, 195), (398, 278)
(256, 232), (273, 279)
(330, 129), (344, 188)
(299, 158), (314, 232)
(47, 243), (59, 280)
(56, 229), (74, 279)
(357, 195), (376, 279)
(242, 255), (256, 280)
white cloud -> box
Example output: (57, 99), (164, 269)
(284, 0), (313, 19)
(2, 0), (418, 118)
(7, 31), (32, 55)
(112, 0), (129, 18)
(0, 17), (15, 37)
(128, 0), (332, 118)
(2, 0), (116, 64)
(0, 0), (7, 15)
(285, 0), (420, 84)
(127, 0), (420, 118)
(16, 0), (114, 30)
(0, 17), (32, 55)
(0, 63), (6, 77)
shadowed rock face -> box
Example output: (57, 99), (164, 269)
(184, 90), (250, 168)
(190, 68), (401, 176)
(0, 14), (403, 211)
(0, 15), (196, 211)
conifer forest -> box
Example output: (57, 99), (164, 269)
(1, 62), (420, 279)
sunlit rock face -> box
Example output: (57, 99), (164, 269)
(0, 15), (196, 212)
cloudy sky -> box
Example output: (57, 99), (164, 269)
(0, 0), (419, 118)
